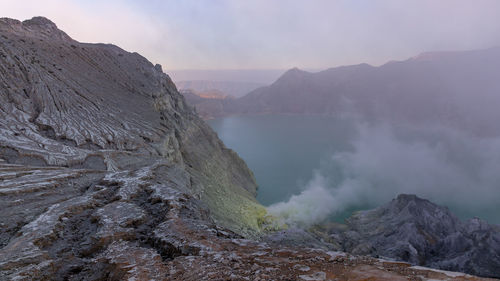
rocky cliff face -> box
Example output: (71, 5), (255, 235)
(328, 194), (500, 278)
(0, 16), (267, 279)
(0, 17), (496, 280)
(0, 16), (264, 234)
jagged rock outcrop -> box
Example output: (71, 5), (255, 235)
(332, 194), (500, 278)
(0, 17), (496, 280)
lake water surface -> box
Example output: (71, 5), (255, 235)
(209, 115), (353, 202)
(208, 115), (500, 224)
(209, 115), (370, 222)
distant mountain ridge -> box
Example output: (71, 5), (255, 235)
(179, 88), (233, 119)
(168, 69), (286, 84)
(176, 80), (265, 98)
(192, 47), (500, 136)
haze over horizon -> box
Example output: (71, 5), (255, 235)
(2, 0), (500, 72)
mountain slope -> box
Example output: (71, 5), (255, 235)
(0, 17), (270, 279)
(176, 80), (265, 98)
(0, 16), (262, 228)
(338, 194), (500, 278)
(180, 89), (234, 119)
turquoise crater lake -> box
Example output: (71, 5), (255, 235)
(208, 115), (359, 221)
(208, 115), (500, 224)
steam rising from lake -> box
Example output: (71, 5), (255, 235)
(268, 122), (500, 226)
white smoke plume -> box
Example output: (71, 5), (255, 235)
(268, 122), (500, 226)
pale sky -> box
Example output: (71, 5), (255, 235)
(2, 0), (500, 71)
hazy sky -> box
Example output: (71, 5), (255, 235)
(2, 0), (500, 70)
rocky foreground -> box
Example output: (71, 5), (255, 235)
(1, 161), (496, 281)
(0, 17), (498, 280)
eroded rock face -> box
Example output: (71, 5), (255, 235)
(0, 16), (261, 280)
(334, 194), (500, 278)
(0, 16), (261, 235)
(0, 160), (215, 280)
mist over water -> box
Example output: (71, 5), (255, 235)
(209, 115), (500, 227)
(268, 122), (500, 226)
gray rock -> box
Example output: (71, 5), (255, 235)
(262, 227), (334, 250)
(336, 194), (500, 278)
(299, 271), (326, 280)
